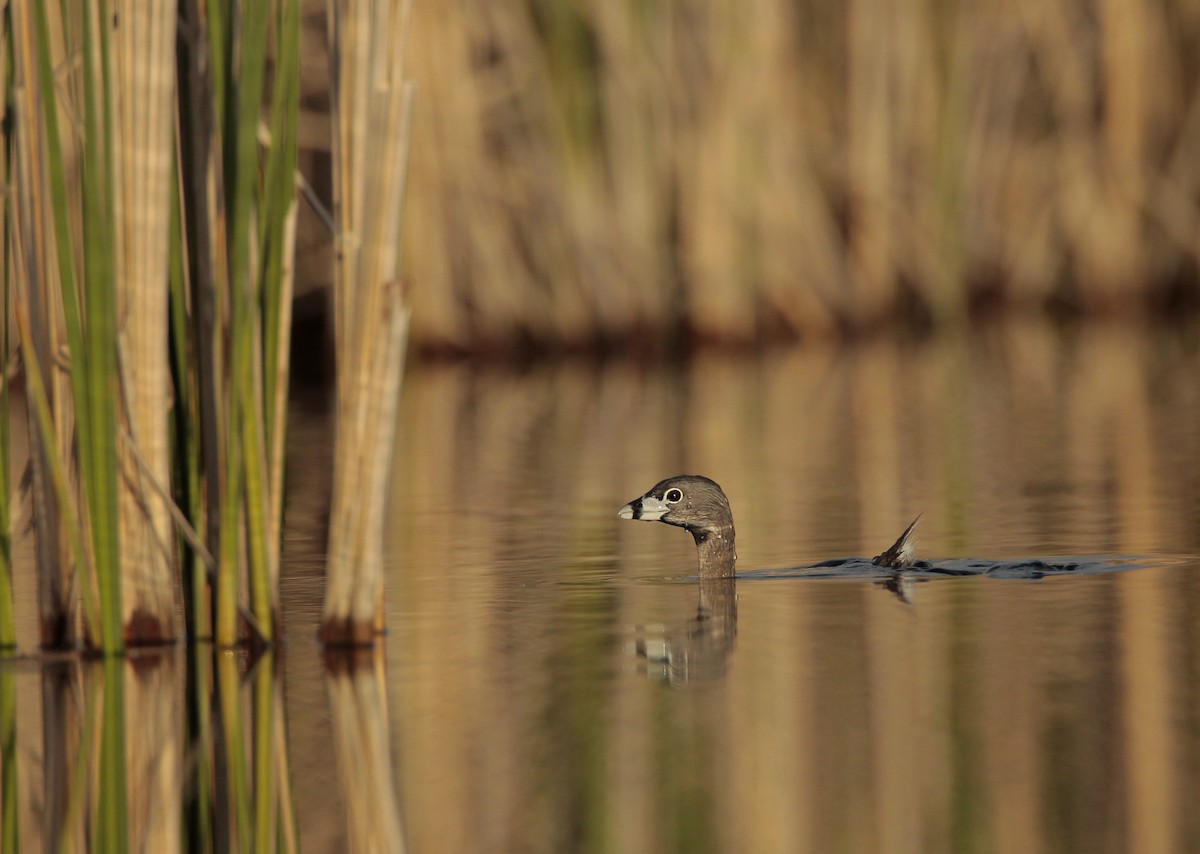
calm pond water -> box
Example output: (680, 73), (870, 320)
(6, 319), (1200, 852)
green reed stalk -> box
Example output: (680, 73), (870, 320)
(78, 0), (123, 653)
(0, 13), (12, 651)
(215, 429), (242, 646)
(174, 0), (224, 643)
(188, 0), (298, 647)
(261, 0), (301, 576)
(170, 171), (212, 640)
(0, 266), (12, 650)
(0, 399), (10, 650)
(15, 0), (300, 654)
(22, 0), (90, 646)
(29, 0), (123, 652)
(222, 0), (272, 646)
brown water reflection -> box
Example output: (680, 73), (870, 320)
(382, 319), (1200, 854)
(4, 320), (1200, 852)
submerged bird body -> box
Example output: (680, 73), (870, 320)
(619, 474), (919, 579)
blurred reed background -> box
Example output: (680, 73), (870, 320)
(294, 0), (1200, 356)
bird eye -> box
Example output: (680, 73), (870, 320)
(664, 488), (683, 503)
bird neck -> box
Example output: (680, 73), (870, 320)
(692, 526), (736, 579)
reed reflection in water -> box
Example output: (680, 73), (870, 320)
(3, 319), (1199, 851)
(4, 642), (405, 852)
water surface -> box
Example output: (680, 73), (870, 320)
(376, 320), (1200, 854)
(7, 319), (1200, 852)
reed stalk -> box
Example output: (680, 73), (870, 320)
(12, 0), (160, 653)
(112, 0), (179, 644)
(14, 305), (101, 634)
(217, 0), (298, 646)
(262, 0), (302, 576)
(170, 169), (211, 640)
(175, 0), (227, 642)
(0, 5), (13, 652)
(77, 0), (124, 654)
(321, 0), (415, 645)
(223, 0), (272, 647)
(11, 0), (78, 648)
(4, 0), (302, 655)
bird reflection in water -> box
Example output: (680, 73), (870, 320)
(625, 578), (737, 688)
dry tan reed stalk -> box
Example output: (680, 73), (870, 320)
(112, 0), (179, 643)
(322, 0), (414, 644)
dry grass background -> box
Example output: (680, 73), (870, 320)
(296, 0), (1200, 356)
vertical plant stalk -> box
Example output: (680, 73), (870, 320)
(202, 0), (298, 648)
(11, 0), (76, 648)
(14, 305), (101, 634)
(24, 0), (129, 653)
(0, 257), (12, 649)
(175, 0), (226, 639)
(224, 0), (272, 645)
(322, 0), (415, 645)
(112, 0), (179, 643)
(78, 0), (124, 653)
(168, 164), (211, 639)
(0, 4), (14, 650)
(0, 325), (11, 650)
(261, 0), (302, 584)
